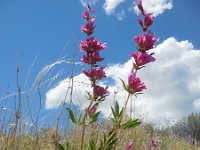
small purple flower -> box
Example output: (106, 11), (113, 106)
(151, 139), (158, 148)
(124, 141), (134, 150)
(128, 69), (146, 94)
(81, 20), (95, 36)
(82, 10), (90, 21)
(83, 67), (106, 81)
(137, 0), (144, 15)
(80, 37), (107, 52)
(134, 31), (158, 52)
(131, 51), (155, 69)
(143, 13), (154, 31)
(88, 106), (97, 116)
(138, 13), (154, 32)
(81, 51), (104, 64)
(93, 85), (109, 100)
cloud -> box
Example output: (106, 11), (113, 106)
(133, 0), (173, 17)
(45, 37), (200, 126)
(103, 0), (125, 15)
(116, 10), (126, 21)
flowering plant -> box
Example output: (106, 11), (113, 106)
(65, 0), (159, 149)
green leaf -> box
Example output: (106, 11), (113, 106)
(86, 91), (93, 100)
(119, 108), (124, 117)
(78, 113), (83, 125)
(119, 78), (129, 92)
(66, 108), (77, 124)
(111, 107), (117, 119)
(89, 112), (100, 124)
(89, 139), (96, 150)
(114, 101), (119, 116)
(121, 119), (141, 129)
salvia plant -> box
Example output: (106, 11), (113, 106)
(63, 0), (159, 149)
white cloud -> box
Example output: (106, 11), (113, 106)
(116, 10), (126, 21)
(133, 0), (173, 17)
(193, 98), (200, 109)
(45, 37), (200, 126)
(103, 0), (125, 15)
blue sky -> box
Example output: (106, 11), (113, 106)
(0, 0), (200, 126)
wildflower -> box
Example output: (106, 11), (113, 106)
(81, 51), (104, 64)
(138, 13), (154, 32)
(131, 51), (155, 69)
(80, 37), (107, 52)
(81, 20), (95, 36)
(83, 67), (106, 81)
(137, 0), (144, 15)
(88, 106), (97, 116)
(134, 31), (158, 52)
(128, 69), (146, 94)
(82, 10), (90, 21)
(124, 141), (134, 150)
(151, 139), (158, 148)
(93, 85), (109, 100)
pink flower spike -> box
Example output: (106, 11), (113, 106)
(128, 70), (146, 94)
(81, 51), (104, 64)
(137, 0), (145, 15)
(83, 66), (106, 81)
(131, 51), (155, 68)
(93, 85), (109, 100)
(134, 31), (159, 52)
(80, 37), (107, 52)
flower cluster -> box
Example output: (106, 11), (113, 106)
(80, 5), (108, 105)
(127, 0), (158, 95)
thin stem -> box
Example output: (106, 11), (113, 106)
(80, 98), (95, 150)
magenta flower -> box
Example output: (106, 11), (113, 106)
(151, 139), (158, 148)
(131, 51), (155, 69)
(124, 141), (134, 150)
(128, 70), (146, 94)
(93, 85), (109, 100)
(80, 37), (107, 52)
(82, 10), (90, 21)
(134, 31), (158, 52)
(88, 106), (97, 116)
(137, 0), (144, 15)
(81, 51), (104, 64)
(81, 20), (95, 36)
(138, 13), (154, 32)
(143, 13), (154, 31)
(83, 67), (106, 81)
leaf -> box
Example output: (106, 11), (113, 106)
(111, 107), (117, 119)
(121, 119), (141, 129)
(119, 78), (129, 92)
(114, 101), (119, 116)
(66, 108), (77, 124)
(89, 112), (100, 124)
(89, 139), (96, 150)
(78, 113), (83, 125)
